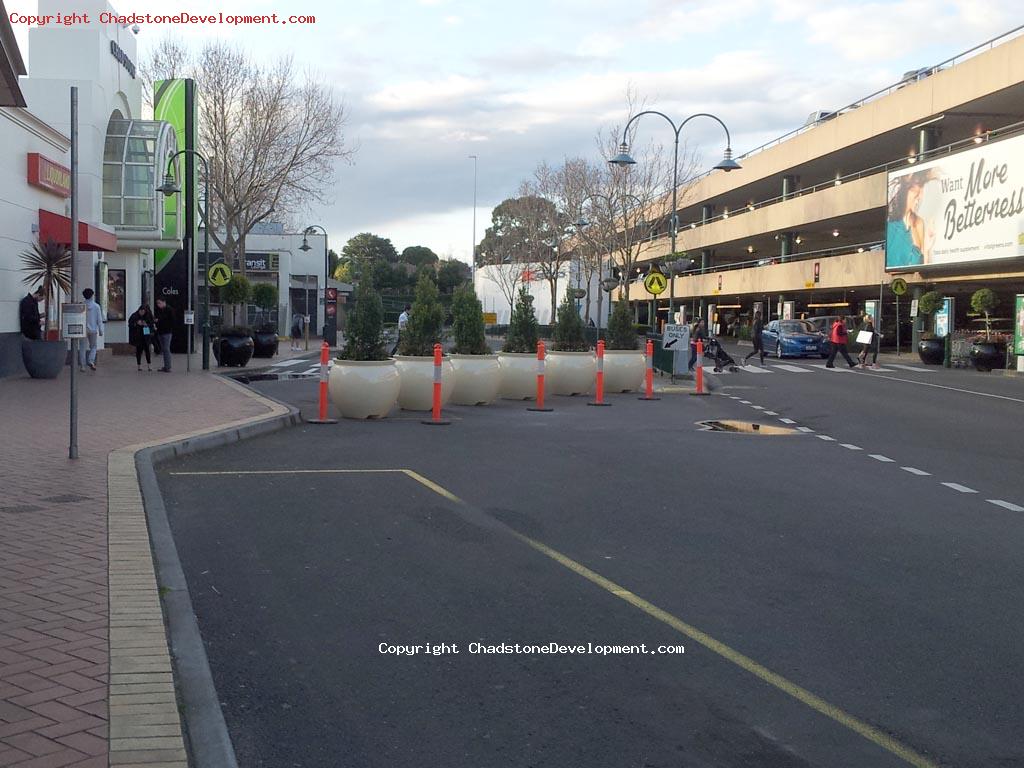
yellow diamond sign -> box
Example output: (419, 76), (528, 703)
(643, 271), (667, 296)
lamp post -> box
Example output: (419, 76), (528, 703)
(609, 111), (740, 329)
(300, 224), (331, 345)
(469, 155), (478, 285)
(157, 149), (211, 370)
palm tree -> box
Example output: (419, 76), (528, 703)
(20, 239), (72, 335)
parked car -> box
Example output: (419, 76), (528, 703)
(762, 319), (829, 358)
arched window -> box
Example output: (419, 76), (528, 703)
(102, 115), (179, 236)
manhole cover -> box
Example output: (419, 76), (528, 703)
(698, 420), (799, 435)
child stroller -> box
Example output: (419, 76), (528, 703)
(704, 338), (739, 373)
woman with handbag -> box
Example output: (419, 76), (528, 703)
(857, 316), (878, 368)
(128, 304), (157, 371)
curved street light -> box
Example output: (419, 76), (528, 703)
(609, 111), (740, 327)
(300, 224), (332, 347)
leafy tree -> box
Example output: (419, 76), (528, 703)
(342, 232), (399, 269)
(220, 274), (252, 326)
(339, 272), (387, 360)
(551, 288), (590, 351)
(918, 291), (944, 338)
(502, 287), (539, 353)
(251, 282), (279, 327)
(19, 238), (71, 335)
(606, 300), (638, 349)
(970, 288), (997, 341)
(400, 245), (439, 269)
(328, 248), (340, 277)
(451, 284), (489, 355)
(399, 271), (445, 356)
(437, 258), (470, 294)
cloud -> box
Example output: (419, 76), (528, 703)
(366, 74), (491, 113)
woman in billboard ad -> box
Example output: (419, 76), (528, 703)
(886, 169), (941, 268)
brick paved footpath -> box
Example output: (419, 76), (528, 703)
(0, 352), (287, 767)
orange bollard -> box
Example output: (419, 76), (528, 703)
(527, 340), (553, 412)
(588, 340), (611, 407)
(690, 338), (710, 397)
(307, 341), (338, 424)
(422, 343), (451, 425)
(638, 338), (660, 401)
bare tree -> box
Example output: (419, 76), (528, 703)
(140, 37), (193, 112)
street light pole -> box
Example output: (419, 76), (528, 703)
(302, 225), (330, 345)
(158, 149), (211, 370)
(469, 155), (478, 285)
(610, 111), (740, 330)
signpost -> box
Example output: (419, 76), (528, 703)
(643, 271), (667, 295)
(890, 278), (907, 355)
(663, 323), (690, 377)
(208, 262), (232, 287)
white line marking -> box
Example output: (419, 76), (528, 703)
(739, 400), (752, 404)
(816, 435), (836, 441)
(887, 364), (935, 373)
(857, 374), (1024, 404)
(729, 396), (741, 400)
(779, 418), (796, 424)
(739, 365), (772, 374)
(941, 482), (977, 494)
(302, 367), (320, 375)
(763, 411), (779, 416)
(900, 467), (930, 476)
(750, 405), (765, 410)
(774, 364), (814, 373)
(869, 454), (895, 463)
(270, 359), (306, 367)
(987, 499), (1024, 512)
(840, 444), (862, 450)
(797, 426), (815, 433)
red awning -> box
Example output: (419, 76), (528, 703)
(38, 209), (117, 252)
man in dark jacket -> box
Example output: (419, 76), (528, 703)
(19, 288), (45, 339)
(744, 311), (766, 366)
(154, 298), (175, 372)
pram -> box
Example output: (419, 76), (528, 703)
(704, 338), (740, 373)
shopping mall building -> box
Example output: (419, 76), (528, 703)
(624, 26), (1024, 353)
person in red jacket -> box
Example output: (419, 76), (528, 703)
(826, 317), (858, 368)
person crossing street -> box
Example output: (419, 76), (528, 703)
(743, 311), (766, 366)
(826, 317), (858, 368)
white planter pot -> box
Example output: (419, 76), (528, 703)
(394, 355), (455, 411)
(449, 354), (501, 405)
(545, 351), (596, 396)
(497, 352), (543, 400)
(328, 359), (400, 419)
(602, 350), (645, 393)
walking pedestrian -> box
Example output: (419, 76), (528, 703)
(857, 315), (880, 368)
(290, 312), (303, 351)
(744, 311), (766, 366)
(391, 304), (410, 356)
(19, 287), (45, 340)
(128, 304), (157, 371)
(688, 318), (707, 372)
(79, 288), (103, 371)
(826, 317), (858, 368)
(154, 297), (175, 372)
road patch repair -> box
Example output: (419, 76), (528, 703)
(698, 419), (800, 434)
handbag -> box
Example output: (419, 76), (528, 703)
(856, 330), (873, 344)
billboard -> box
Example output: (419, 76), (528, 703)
(886, 133), (1024, 271)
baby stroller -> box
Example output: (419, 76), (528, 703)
(704, 338), (740, 373)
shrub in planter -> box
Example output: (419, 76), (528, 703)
(19, 238), (71, 379)
(331, 274), (400, 419)
(547, 289), (595, 396)
(551, 290), (590, 352)
(499, 288), (541, 398)
(970, 288), (997, 341)
(917, 290), (946, 365)
(395, 272), (453, 410)
(213, 326), (255, 367)
(603, 300), (644, 392)
(449, 284), (500, 405)
(220, 275), (252, 327)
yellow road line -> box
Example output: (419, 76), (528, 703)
(169, 464), (939, 767)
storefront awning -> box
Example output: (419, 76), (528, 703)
(38, 209), (118, 252)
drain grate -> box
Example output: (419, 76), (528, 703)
(698, 420), (799, 435)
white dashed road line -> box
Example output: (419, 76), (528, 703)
(750, 405), (765, 410)
(739, 400), (752, 405)
(774, 364), (814, 373)
(987, 499), (1024, 512)
(869, 454), (895, 463)
(840, 444), (862, 450)
(779, 418), (796, 424)
(816, 435), (836, 441)
(797, 426), (815, 433)
(901, 467), (930, 476)
(941, 482), (978, 494)
(763, 411), (779, 416)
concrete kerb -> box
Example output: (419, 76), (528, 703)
(108, 374), (300, 768)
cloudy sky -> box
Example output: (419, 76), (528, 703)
(11, 0), (1019, 261)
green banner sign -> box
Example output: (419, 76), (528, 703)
(1015, 294), (1024, 356)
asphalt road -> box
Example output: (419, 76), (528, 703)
(157, 358), (1024, 768)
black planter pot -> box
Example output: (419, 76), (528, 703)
(213, 334), (254, 367)
(21, 338), (65, 379)
(917, 338), (945, 365)
(969, 340), (1007, 372)
(252, 330), (279, 358)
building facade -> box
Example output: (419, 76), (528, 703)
(622, 27), (1024, 352)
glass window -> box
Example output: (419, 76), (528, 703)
(124, 198), (154, 227)
(104, 136), (125, 162)
(123, 165), (155, 197)
(103, 197), (122, 225)
(125, 137), (155, 163)
(129, 122), (160, 137)
(102, 164), (122, 196)
(106, 119), (130, 137)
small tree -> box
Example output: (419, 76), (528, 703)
(918, 290), (944, 337)
(606, 300), (638, 350)
(970, 288), (997, 341)
(220, 274), (252, 327)
(399, 271), (445, 356)
(451, 284), (489, 355)
(503, 287), (539, 353)
(551, 289), (589, 351)
(251, 282), (279, 328)
(20, 239), (71, 335)
(339, 273), (387, 360)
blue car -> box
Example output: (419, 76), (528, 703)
(761, 319), (829, 359)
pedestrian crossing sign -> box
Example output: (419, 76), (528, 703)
(208, 262), (232, 287)
(644, 270), (667, 295)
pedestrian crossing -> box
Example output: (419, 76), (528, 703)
(702, 361), (933, 375)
